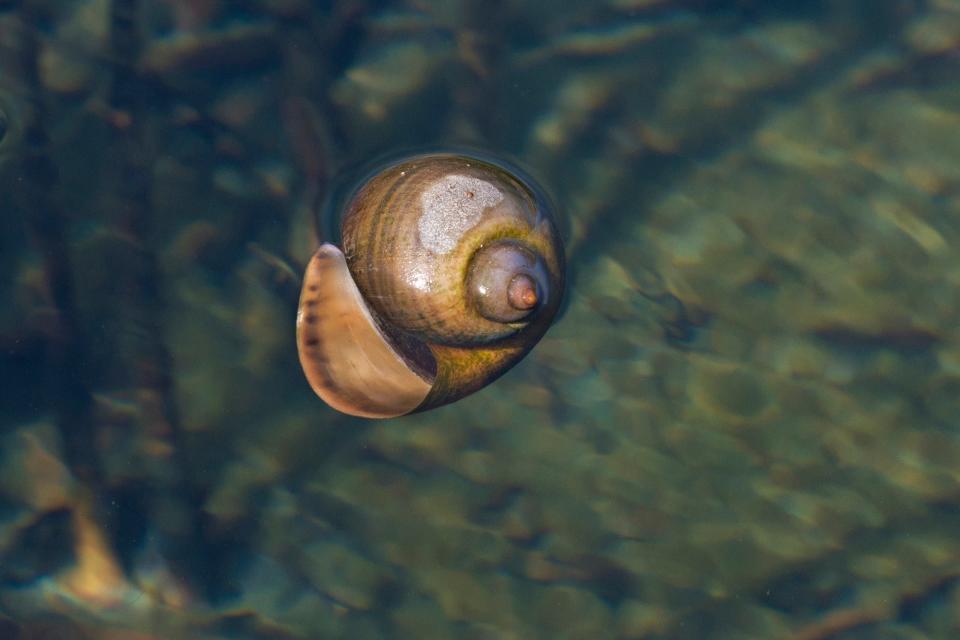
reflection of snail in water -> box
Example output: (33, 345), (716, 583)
(296, 152), (565, 418)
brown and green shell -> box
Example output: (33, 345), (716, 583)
(297, 153), (565, 418)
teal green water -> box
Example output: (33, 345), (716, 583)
(1, 1), (960, 638)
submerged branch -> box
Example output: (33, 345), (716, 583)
(14, 0), (104, 495)
(108, 0), (220, 600)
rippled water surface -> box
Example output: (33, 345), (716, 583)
(2, 1), (960, 638)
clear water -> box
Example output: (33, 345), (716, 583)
(1, 1), (959, 638)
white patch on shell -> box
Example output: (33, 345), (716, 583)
(418, 174), (503, 254)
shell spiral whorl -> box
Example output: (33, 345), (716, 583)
(297, 152), (565, 418)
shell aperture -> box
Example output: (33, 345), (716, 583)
(297, 244), (434, 419)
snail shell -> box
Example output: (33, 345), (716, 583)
(297, 152), (564, 418)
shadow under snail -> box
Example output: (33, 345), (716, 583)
(296, 152), (565, 418)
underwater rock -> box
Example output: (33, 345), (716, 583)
(904, 8), (960, 55)
(204, 449), (281, 523)
(0, 421), (73, 513)
(330, 39), (452, 145)
(333, 40), (437, 120)
(390, 594), (457, 640)
(616, 600), (672, 639)
(54, 497), (130, 609)
(687, 356), (774, 426)
(209, 82), (273, 129)
(526, 74), (616, 161)
(223, 552), (342, 637)
(141, 22), (278, 83)
(366, 420), (469, 473)
(0, 423), (76, 586)
(300, 541), (391, 610)
(515, 14), (698, 68)
(529, 585), (613, 639)
(38, 0), (110, 95)
(646, 21), (838, 151)
(415, 568), (516, 628)
(161, 0), (225, 32)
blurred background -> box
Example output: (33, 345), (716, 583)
(1, 0), (959, 638)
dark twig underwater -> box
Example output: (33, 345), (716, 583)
(1, 1), (960, 638)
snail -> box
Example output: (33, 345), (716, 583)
(296, 152), (565, 418)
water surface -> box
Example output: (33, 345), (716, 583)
(1, 1), (959, 638)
